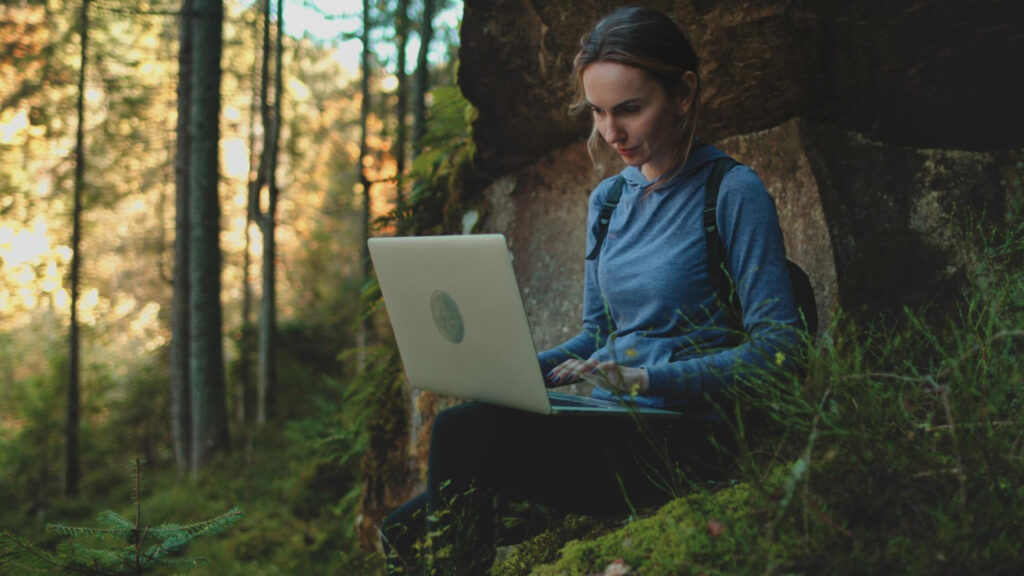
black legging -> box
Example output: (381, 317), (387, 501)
(380, 402), (734, 575)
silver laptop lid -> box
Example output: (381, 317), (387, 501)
(368, 234), (553, 415)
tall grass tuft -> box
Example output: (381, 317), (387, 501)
(730, 217), (1024, 574)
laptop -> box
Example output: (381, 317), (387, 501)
(367, 234), (680, 416)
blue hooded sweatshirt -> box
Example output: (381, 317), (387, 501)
(537, 141), (801, 412)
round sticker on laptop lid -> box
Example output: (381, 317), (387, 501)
(430, 290), (465, 344)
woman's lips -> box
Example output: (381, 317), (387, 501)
(617, 147), (637, 158)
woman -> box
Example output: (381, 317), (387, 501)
(381, 6), (801, 575)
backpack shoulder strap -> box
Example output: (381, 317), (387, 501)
(704, 157), (819, 337)
(703, 157), (739, 287)
(586, 175), (626, 261)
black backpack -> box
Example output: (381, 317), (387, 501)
(585, 158), (818, 337)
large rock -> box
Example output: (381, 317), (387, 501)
(460, 0), (1024, 178)
(796, 122), (1013, 320)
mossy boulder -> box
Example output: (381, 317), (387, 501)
(493, 474), (826, 576)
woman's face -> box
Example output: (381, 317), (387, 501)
(582, 61), (689, 181)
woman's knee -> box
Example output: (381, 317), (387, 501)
(427, 402), (513, 504)
(429, 402), (503, 448)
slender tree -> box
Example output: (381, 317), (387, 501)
(412, 0), (436, 153)
(238, 0), (263, 427)
(189, 0), (229, 472)
(64, 0), (90, 498)
(171, 0), (194, 478)
(248, 0), (284, 425)
(393, 0), (410, 204)
(356, 0), (374, 368)
(264, 0), (284, 423)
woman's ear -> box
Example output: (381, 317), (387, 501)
(677, 71), (698, 115)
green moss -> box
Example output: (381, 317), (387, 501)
(525, 481), (811, 576)
(490, 515), (616, 576)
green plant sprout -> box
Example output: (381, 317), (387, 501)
(0, 459), (243, 575)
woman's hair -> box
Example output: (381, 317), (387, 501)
(571, 6), (701, 189)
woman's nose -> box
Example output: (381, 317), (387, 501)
(601, 117), (623, 144)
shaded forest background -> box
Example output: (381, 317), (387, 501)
(1, 0), (464, 572)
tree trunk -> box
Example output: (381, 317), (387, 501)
(394, 0), (409, 205)
(239, 217), (251, 425)
(238, 0), (263, 427)
(65, 0), (90, 499)
(248, 0), (270, 424)
(189, 0), (229, 472)
(412, 0), (435, 152)
(171, 0), (194, 478)
(249, 0), (282, 425)
(357, 0), (374, 369)
(258, 0), (283, 424)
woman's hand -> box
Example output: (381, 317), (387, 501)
(547, 359), (649, 396)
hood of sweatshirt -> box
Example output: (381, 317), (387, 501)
(618, 138), (728, 191)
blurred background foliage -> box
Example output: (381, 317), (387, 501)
(1, 0), (465, 572)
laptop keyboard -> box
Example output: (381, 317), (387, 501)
(547, 391), (622, 409)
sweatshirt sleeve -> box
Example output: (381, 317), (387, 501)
(537, 180), (618, 382)
(645, 167), (803, 401)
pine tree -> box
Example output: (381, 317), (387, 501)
(0, 460), (242, 575)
